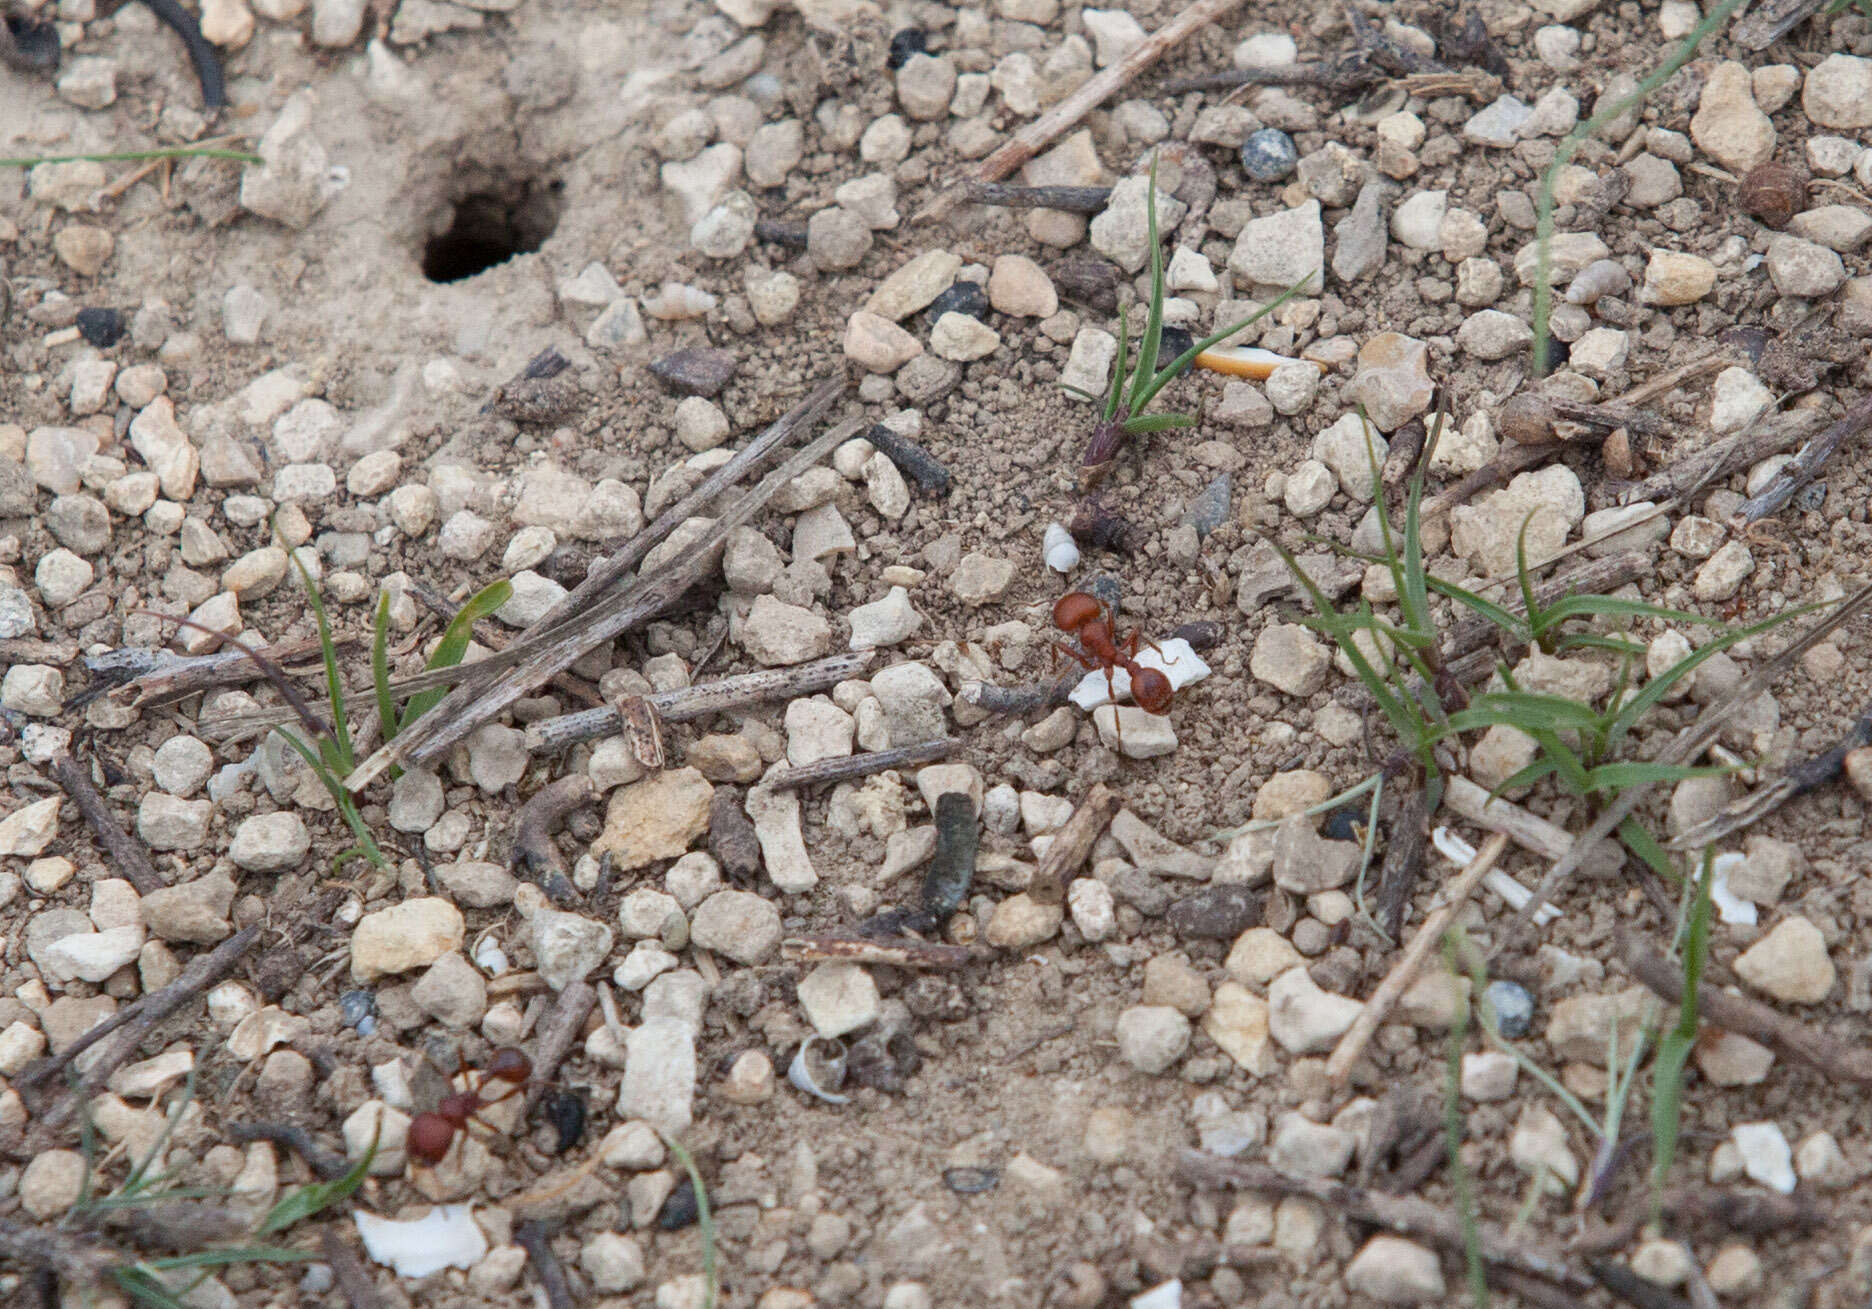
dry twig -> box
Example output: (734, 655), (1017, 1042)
(509, 775), (598, 904)
(915, 0), (1246, 224)
(514, 1220), (576, 1309)
(521, 980), (595, 1116)
(1619, 928), (1872, 1083)
(48, 753), (165, 895)
(765, 739), (960, 792)
(1326, 832), (1509, 1084)
(781, 936), (988, 969)
(1027, 783), (1122, 904)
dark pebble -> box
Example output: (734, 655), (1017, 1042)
(847, 1030), (921, 1093)
(924, 279), (990, 327)
(1483, 979), (1534, 1039)
(1048, 257), (1120, 314)
(542, 1089), (585, 1153)
(1069, 500), (1132, 553)
(1154, 324), (1195, 376)
(1166, 884), (1263, 939)
(1183, 473), (1230, 540)
(922, 791), (978, 926)
(339, 989), (376, 1030)
(1108, 865), (1168, 916)
(1796, 481), (1826, 512)
(942, 1166), (999, 1195)
(658, 1178), (700, 1229)
(864, 423), (950, 496)
(1080, 572), (1122, 610)
(1322, 805), (1364, 842)
(887, 28), (927, 69)
(709, 788), (761, 881)
(76, 307), (126, 348)
(1241, 128), (1298, 182)
(1170, 620), (1223, 651)
(649, 347), (738, 397)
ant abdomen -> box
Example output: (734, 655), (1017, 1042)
(1131, 668), (1173, 714)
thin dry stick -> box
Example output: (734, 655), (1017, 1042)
(1496, 581), (1872, 955)
(1733, 391), (1872, 527)
(319, 1229), (384, 1309)
(1326, 831), (1508, 1085)
(537, 375), (847, 631)
(521, 980), (595, 1116)
(1619, 928), (1872, 1083)
(780, 936), (989, 969)
(1618, 403), (1821, 506)
(48, 753), (165, 895)
(523, 651), (875, 752)
(765, 739), (960, 792)
(22, 925), (263, 1132)
(514, 1221), (576, 1309)
(1028, 783), (1122, 904)
(346, 407), (866, 787)
(914, 0), (1246, 224)
(1176, 1152), (1594, 1292)
(1443, 775), (1622, 877)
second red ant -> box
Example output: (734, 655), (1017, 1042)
(1051, 591), (1178, 716)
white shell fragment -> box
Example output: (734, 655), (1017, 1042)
(1068, 638), (1209, 710)
(1707, 852), (1757, 927)
(1043, 522), (1080, 574)
(1431, 826), (1561, 925)
(354, 1205), (488, 1278)
(787, 1037), (851, 1105)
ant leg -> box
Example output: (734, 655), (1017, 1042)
(1052, 641), (1099, 671)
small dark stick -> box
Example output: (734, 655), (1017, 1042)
(1028, 784), (1121, 905)
(226, 1122), (350, 1180)
(753, 218), (809, 246)
(514, 1221), (576, 1309)
(961, 182), (1113, 212)
(136, 0), (226, 108)
(48, 753), (166, 895)
(521, 980), (594, 1116)
(766, 740), (961, 793)
(1732, 392), (1872, 527)
(1588, 1259), (1693, 1309)
(319, 1229), (384, 1309)
(863, 424), (951, 496)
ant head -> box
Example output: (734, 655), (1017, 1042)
(1132, 668), (1173, 713)
(1053, 591), (1102, 634)
(486, 1048), (533, 1083)
(408, 1111), (456, 1164)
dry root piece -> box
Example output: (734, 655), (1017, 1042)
(508, 775), (598, 904)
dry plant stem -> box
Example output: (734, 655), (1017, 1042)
(320, 1229), (384, 1309)
(765, 739), (960, 792)
(521, 980), (595, 1116)
(1373, 785), (1428, 939)
(538, 374), (846, 631)
(24, 924), (263, 1136)
(347, 406), (865, 787)
(524, 652), (875, 752)
(1498, 581), (1872, 954)
(514, 1220), (576, 1309)
(126, 638), (336, 706)
(1176, 1151), (1593, 1292)
(1733, 0), (1827, 48)
(1670, 704), (1872, 849)
(0, 636), (79, 665)
(48, 753), (165, 895)
(781, 936), (988, 969)
(1619, 928), (1872, 1083)
(1028, 783), (1122, 904)
(1415, 443), (1549, 521)
(962, 181), (1111, 211)
(915, 0), (1245, 224)
(1326, 831), (1509, 1085)
(1618, 405), (1821, 506)
(1444, 775), (1621, 877)
(1732, 392), (1872, 527)
(1590, 1259), (1693, 1309)
(957, 671), (1080, 715)
(1445, 551), (1649, 651)
(1616, 349), (1732, 407)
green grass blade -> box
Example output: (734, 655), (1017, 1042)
(399, 579), (513, 732)
(1274, 542), (1426, 746)
(1619, 816), (1676, 883)
(1487, 756), (1563, 795)
(257, 1128), (377, 1235)
(666, 1139), (718, 1309)
(1422, 574), (1532, 645)
(285, 545), (352, 774)
(371, 591), (397, 745)
(1133, 275), (1313, 412)
(1606, 604), (1816, 751)
(1551, 633), (1646, 657)
(1059, 383), (1104, 403)
(1513, 513), (1545, 643)
(1535, 594), (1717, 626)
(1582, 760), (1736, 792)
(1445, 690), (1606, 735)
(1650, 851), (1713, 1214)
(1105, 302), (1130, 422)
(1126, 155), (1168, 417)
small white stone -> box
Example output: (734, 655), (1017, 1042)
(1731, 1121), (1795, 1194)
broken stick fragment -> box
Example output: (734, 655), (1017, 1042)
(1028, 783), (1122, 905)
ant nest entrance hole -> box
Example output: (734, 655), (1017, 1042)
(420, 168), (563, 283)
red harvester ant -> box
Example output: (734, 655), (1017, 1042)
(407, 1047), (532, 1165)
(1051, 592), (1176, 715)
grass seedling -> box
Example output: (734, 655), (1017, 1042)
(1649, 849), (1714, 1220)
(67, 1080), (377, 1309)
(665, 1137), (719, 1309)
(1529, 0), (1746, 374)
(1064, 157), (1310, 485)
(372, 577), (513, 745)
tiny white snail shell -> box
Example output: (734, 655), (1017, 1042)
(1043, 522), (1080, 573)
